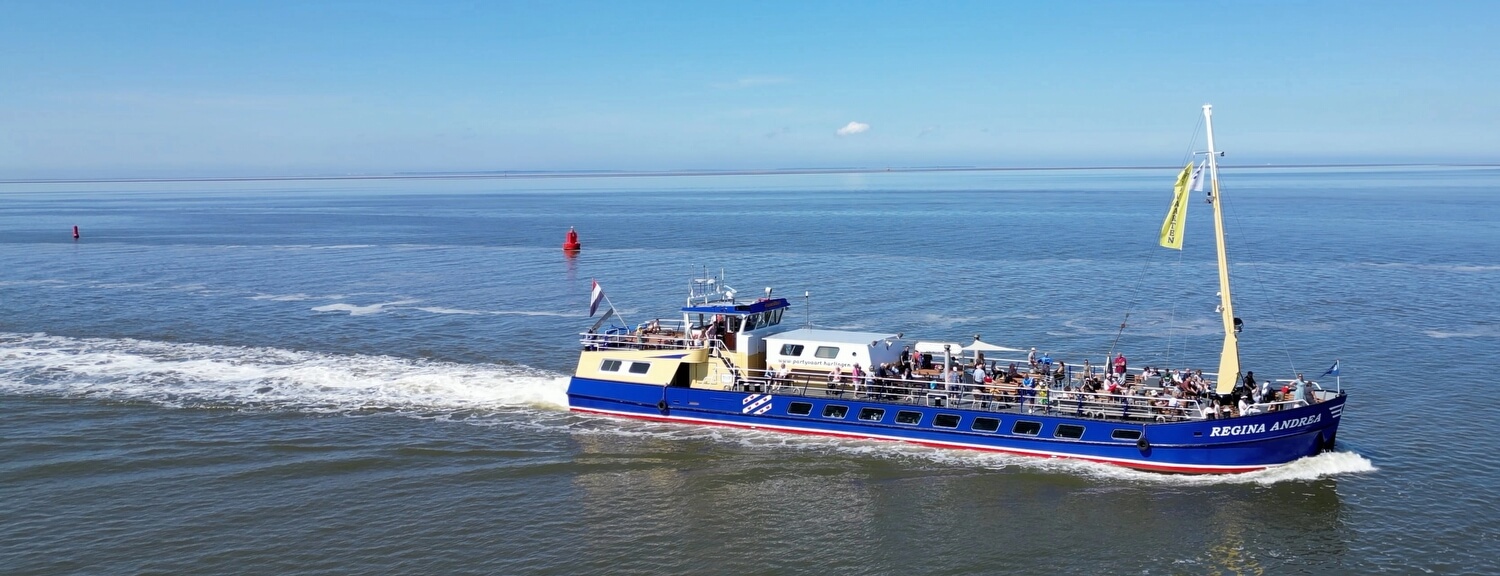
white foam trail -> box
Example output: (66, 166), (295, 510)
(491, 310), (575, 317)
(415, 307), (486, 315)
(311, 299), (421, 315)
(1359, 262), (1500, 273)
(1425, 326), (1500, 339)
(250, 293), (316, 302)
(0, 333), (568, 414)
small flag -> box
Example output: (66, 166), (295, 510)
(1189, 159), (1206, 193)
(589, 280), (605, 317)
(1320, 360), (1340, 378)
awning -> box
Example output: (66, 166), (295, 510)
(913, 341), (964, 355)
(962, 339), (1023, 353)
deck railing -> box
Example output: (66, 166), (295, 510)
(577, 332), (1334, 422)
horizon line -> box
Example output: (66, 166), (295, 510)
(3, 162), (1496, 185)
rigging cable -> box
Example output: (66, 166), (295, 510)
(1215, 170), (1301, 378)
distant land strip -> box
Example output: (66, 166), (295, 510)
(2, 163), (1495, 185)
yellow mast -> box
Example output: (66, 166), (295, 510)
(1205, 104), (1241, 394)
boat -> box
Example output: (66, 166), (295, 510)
(566, 105), (1349, 474)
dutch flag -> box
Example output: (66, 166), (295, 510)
(589, 280), (605, 317)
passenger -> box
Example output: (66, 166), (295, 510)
(1028, 347), (1038, 369)
(1113, 353), (1128, 379)
(1237, 394), (1253, 417)
(1303, 378), (1323, 405)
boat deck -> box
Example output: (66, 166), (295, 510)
(579, 331), (1333, 424)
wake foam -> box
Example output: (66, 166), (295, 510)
(0, 333), (568, 415)
(1425, 326), (1500, 339)
(311, 299), (421, 315)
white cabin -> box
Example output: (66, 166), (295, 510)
(764, 328), (906, 373)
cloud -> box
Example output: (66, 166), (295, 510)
(836, 121), (870, 136)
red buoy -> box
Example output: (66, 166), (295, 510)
(562, 226), (581, 251)
(73, 225), (80, 240)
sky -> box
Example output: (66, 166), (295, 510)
(2, 1), (1496, 177)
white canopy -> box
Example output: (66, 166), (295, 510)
(962, 339), (1023, 353)
(913, 341), (964, 355)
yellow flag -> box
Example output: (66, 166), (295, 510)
(1158, 163), (1192, 249)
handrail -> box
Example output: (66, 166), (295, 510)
(577, 332), (1342, 419)
(733, 366), (1231, 423)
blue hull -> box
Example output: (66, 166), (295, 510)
(568, 377), (1347, 474)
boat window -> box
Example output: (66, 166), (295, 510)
(814, 346), (840, 359)
(788, 402), (813, 416)
(972, 417), (1001, 432)
(600, 360), (623, 372)
(895, 410), (922, 425)
(780, 344), (805, 356)
(1054, 424), (1085, 439)
(823, 405), (848, 419)
(728, 316), (743, 332)
(743, 314), (758, 331)
(858, 408), (885, 422)
(628, 362), (651, 374)
(1012, 421), (1042, 436)
(934, 414), (961, 428)
(1111, 429), (1142, 441)
(770, 309), (783, 325)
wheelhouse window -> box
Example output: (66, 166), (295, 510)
(823, 405), (849, 419)
(972, 417), (1001, 432)
(779, 344), (805, 356)
(788, 402), (813, 416)
(1012, 421), (1042, 436)
(600, 360), (623, 372)
(1111, 429), (1142, 441)
(628, 362), (651, 374)
(895, 410), (922, 425)
(727, 316), (743, 332)
(934, 414), (961, 428)
(1054, 424), (1085, 439)
(814, 346), (840, 359)
(858, 408), (885, 422)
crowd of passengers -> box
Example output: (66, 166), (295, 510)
(768, 346), (1323, 420)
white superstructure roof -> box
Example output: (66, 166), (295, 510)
(765, 328), (901, 346)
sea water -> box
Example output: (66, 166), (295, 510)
(1, 167), (1497, 574)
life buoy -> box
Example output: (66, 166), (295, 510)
(1137, 437), (1150, 451)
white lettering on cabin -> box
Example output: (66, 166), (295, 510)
(1210, 413), (1323, 437)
